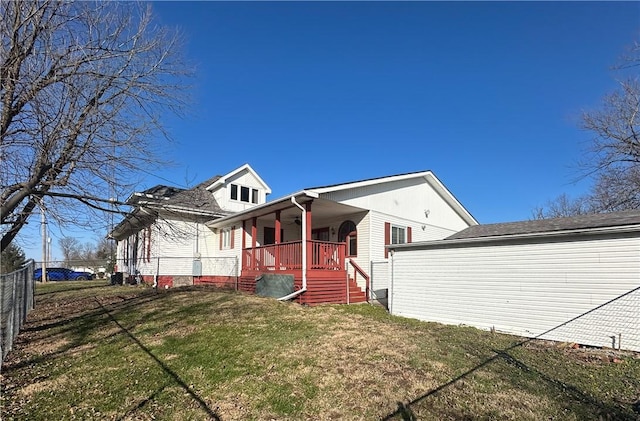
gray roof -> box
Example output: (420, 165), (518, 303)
(448, 210), (640, 240)
(163, 175), (223, 213)
(128, 175), (224, 216)
(111, 175), (225, 240)
(138, 184), (183, 199)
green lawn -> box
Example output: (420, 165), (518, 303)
(1, 280), (638, 420)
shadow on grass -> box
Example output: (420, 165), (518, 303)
(115, 384), (168, 421)
(382, 288), (640, 421)
(382, 343), (636, 421)
(96, 297), (222, 421)
(4, 292), (167, 374)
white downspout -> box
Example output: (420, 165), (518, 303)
(277, 196), (308, 301)
(389, 249), (394, 314)
(153, 224), (160, 289)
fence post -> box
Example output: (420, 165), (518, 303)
(8, 272), (17, 357)
(0, 275), (3, 363)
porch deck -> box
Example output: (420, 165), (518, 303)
(239, 240), (367, 305)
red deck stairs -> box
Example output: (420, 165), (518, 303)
(347, 276), (367, 303)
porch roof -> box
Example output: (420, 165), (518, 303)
(205, 190), (366, 229)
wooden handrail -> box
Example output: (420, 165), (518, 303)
(348, 259), (370, 303)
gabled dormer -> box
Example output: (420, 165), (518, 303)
(206, 164), (271, 213)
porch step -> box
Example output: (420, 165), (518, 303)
(240, 271), (369, 305)
(347, 278), (367, 303)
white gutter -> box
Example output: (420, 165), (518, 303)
(206, 190), (319, 229)
(387, 223), (640, 251)
(277, 196), (308, 301)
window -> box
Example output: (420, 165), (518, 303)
(221, 227), (234, 250)
(391, 225), (406, 245)
(230, 183), (260, 204)
(385, 222), (412, 258)
(338, 220), (357, 257)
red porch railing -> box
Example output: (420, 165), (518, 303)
(242, 240), (345, 272)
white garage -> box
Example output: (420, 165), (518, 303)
(387, 211), (640, 352)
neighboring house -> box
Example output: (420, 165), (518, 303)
(387, 211), (640, 352)
(111, 166), (477, 305)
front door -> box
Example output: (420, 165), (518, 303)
(264, 227), (284, 244)
(312, 227), (330, 241)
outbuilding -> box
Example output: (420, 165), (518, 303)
(387, 211), (640, 352)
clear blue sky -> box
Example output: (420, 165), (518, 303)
(21, 1), (640, 260)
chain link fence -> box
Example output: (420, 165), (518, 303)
(112, 256), (239, 289)
(1, 259), (35, 365)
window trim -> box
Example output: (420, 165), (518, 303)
(230, 183), (260, 204)
(338, 220), (357, 257)
(385, 222), (412, 258)
(220, 226), (235, 250)
(391, 225), (406, 245)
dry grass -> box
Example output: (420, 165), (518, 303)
(1, 280), (639, 420)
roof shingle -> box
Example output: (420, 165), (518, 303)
(447, 210), (640, 240)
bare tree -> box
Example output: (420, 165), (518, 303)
(0, 1), (191, 252)
(579, 78), (640, 211)
(58, 236), (80, 265)
(532, 193), (593, 220)
(535, 41), (639, 218)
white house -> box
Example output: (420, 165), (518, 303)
(207, 169), (477, 305)
(387, 211), (640, 352)
(110, 164), (271, 287)
(111, 166), (477, 305)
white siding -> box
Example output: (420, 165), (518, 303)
(117, 220), (239, 278)
(389, 235), (640, 352)
(212, 169), (267, 213)
(320, 177), (470, 232)
(368, 210), (457, 291)
(370, 260), (389, 305)
(153, 219), (197, 276)
(350, 212), (369, 291)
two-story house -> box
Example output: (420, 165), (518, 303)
(111, 164), (477, 305)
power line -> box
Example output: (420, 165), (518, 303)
(135, 167), (188, 189)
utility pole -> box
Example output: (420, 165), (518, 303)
(40, 199), (47, 282)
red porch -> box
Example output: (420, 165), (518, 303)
(232, 197), (369, 305)
(239, 240), (367, 305)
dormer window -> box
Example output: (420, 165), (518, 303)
(230, 183), (259, 204)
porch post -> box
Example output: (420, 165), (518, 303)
(251, 217), (257, 271)
(305, 201), (312, 270)
(241, 220), (246, 270)
(275, 210), (281, 269)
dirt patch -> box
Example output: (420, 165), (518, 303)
(522, 339), (639, 365)
(18, 374), (70, 398)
